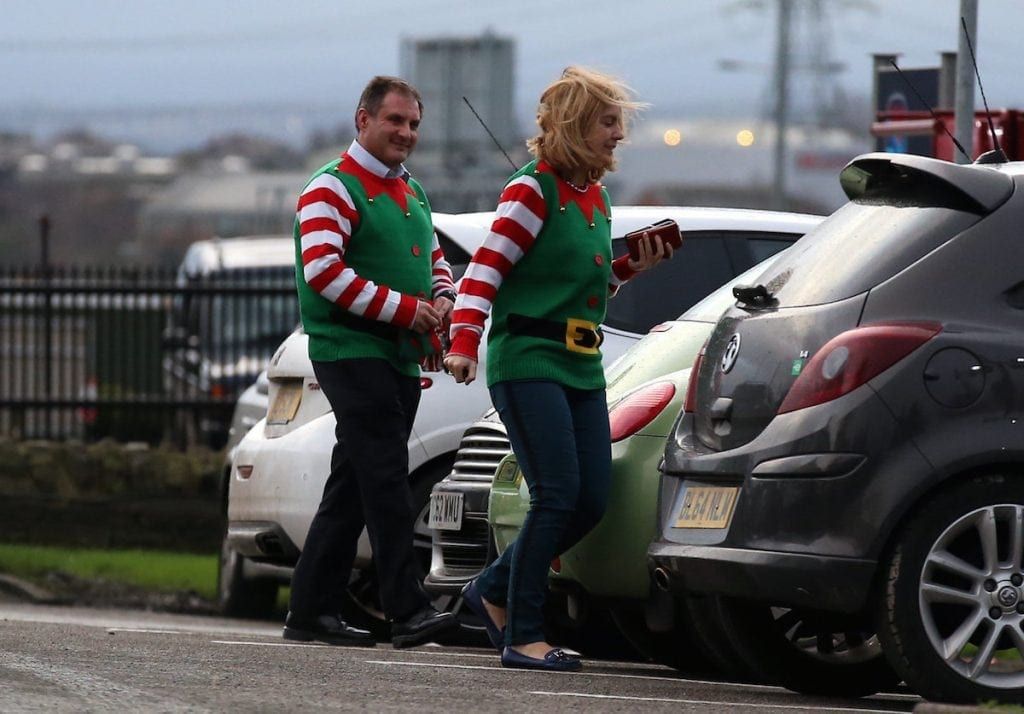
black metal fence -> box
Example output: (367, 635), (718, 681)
(0, 265), (299, 447)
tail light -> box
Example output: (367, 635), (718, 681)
(778, 321), (942, 414)
(609, 381), (676, 442)
(420, 377), (433, 389)
(683, 344), (707, 414)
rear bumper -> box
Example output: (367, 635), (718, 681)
(227, 520), (300, 564)
(647, 541), (877, 613)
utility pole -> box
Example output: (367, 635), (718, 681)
(772, 0), (792, 209)
(954, 0), (978, 164)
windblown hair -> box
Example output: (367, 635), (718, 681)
(354, 76), (423, 131)
(527, 66), (643, 183)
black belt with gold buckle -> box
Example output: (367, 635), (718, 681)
(507, 313), (602, 355)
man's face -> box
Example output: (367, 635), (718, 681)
(356, 91), (421, 169)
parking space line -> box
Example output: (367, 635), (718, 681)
(211, 640), (335, 649)
(367, 659), (766, 686)
(366, 659), (918, 704)
(529, 691), (908, 713)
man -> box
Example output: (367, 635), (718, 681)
(284, 76), (458, 648)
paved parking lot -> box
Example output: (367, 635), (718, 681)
(0, 602), (923, 712)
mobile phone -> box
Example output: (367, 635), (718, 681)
(625, 219), (682, 261)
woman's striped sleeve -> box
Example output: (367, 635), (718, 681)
(447, 175), (547, 360)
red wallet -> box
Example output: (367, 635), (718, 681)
(625, 219), (683, 261)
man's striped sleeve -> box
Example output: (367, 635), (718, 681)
(430, 232), (455, 297)
(296, 173), (418, 328)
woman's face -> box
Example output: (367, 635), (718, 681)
(584, 104), (625, 165)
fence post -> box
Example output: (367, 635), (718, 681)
(39, 216), (53, 439)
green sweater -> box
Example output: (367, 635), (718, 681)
(483, 161), (613, 389)
(294, 154), (434, 377)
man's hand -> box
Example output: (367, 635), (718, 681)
(433, 295), (455, 332)
(443, 354), (477, 385)
(411, 299), (442, 334)
(627, 232), (673, 272)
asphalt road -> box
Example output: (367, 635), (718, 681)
(0, 602), (925, 713)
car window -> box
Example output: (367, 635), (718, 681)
(606, 233), (734, 333)
(744, 236), (800, 266)
(435, 230), (472, 281)
(681, 251), (787, 323)
(756, 202), (979, 308)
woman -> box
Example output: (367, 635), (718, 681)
(444, 66), (670, 671)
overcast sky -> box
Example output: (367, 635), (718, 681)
(2, 0), (1022, 141)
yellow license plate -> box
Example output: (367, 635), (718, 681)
(674, 486), (739, 529)
(266, 382), (302, 425)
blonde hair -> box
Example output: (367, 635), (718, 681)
(527, 66), (643, 183)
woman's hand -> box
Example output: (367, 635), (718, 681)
(443, 354), (478, 385)
(627, 231), (673, 272)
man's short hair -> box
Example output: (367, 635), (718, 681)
(355, 76), (423, 131)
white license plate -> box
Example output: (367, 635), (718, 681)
(674, 486), (739, 529)
(428, 491), (464, 531)
(266, 382), (302, 425)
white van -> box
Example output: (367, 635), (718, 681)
(163, 235), (297, 447)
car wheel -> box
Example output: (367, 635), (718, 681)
(217, 527), (278, 619)
(609, 603), (717, 675)
(710, 595), (898, 697)
(342, 456), (488, 643)
(878, 474), (1024, 705)
(681, 593), (761, 682)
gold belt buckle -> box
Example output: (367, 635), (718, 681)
(565, 318), (601, 355)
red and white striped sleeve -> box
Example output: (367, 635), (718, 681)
(608, 254), (637, 296)
(448, 174), (547, 361)
(297, 173), (419, 328)
(429, 231), (455, 297)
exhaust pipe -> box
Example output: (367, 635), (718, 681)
(653, 567), (672, 592)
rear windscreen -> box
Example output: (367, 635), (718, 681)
(755, 202), (979, 307)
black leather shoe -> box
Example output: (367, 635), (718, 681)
(282, 612), (376, 647)
(390, 605), (457, 648)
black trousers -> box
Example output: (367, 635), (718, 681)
(288, 357), (428, 622)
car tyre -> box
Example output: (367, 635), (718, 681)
(218, 528), (278, 619)
(878, 474), (1024, 705)
(709, 595), (898, 697)
(609, 602), (718, 676)
(681, 593), (761, 682)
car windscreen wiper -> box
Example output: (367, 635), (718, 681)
(732, 283), (776, 310)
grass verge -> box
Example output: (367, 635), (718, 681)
(0, 543), (218, 600)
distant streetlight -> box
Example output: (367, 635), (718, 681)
(663, 129), (682, 147)
(737, 130), (755, 147)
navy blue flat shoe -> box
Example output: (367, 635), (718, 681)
(460, 578), (504, 651)
(501, 646), (582, 672)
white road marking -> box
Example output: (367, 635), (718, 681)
(530, 690), (908, 713)
(366, 659), (917, 704)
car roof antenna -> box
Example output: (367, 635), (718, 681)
(887, 59), (971, 164)
(463, 96), (519, 172)
(960, 16), (1008, 164)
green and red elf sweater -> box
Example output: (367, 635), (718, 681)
(295, 140), (454, 376)
(448, 159), (637, 390)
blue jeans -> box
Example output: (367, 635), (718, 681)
(476, 380), (611, 646)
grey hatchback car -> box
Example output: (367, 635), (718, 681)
(650, 152), (1024, 704)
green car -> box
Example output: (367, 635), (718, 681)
(488, 257), (784, 669)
